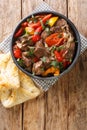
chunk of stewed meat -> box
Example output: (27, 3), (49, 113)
(22, 54), (32, 67)
(64, 42), (75, 60)
(55, 19), (67, 27)
(50, 26), (62, 33)
(32, 61), (44, 75)
(43, 57), (51, 69)
(41, 30), (49, 39)
(34, 40), (50, 58)
(55, 19), (69, 32)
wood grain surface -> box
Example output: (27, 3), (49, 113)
(0, 0), (87, 130)
(0, 1), (22, 130)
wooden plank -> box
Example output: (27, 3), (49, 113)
(45, 0), (67, 15)
(22, 0), (43, 18)
(22, 1), (45, 130)
(43, 1), (68, 130)
(0, 104), (22, 130)
(23, 95), (45, 130)
(0, 0), (21, 42)
(22, 1), (69, 130)
(0, 0), (22, 130)
(68, 0), (87, 130)
(23, 1), (69, 130)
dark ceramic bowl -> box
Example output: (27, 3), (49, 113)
(10, 11), (81, 80)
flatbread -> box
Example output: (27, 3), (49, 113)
(0, 52), (41, 108)
(1, 70), (40, 108)
(1, 86), (40, 108)
(0, 52), (20, 89)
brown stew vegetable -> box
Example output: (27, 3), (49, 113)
(13, 14), (75, 77)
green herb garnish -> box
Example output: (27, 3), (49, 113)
(51, 61), (64, 72)
(58, 62), (64, 72)
(17, 58), (24, 67)
(45, 27), (51, 35)
(57, 45), (64, 51)
(40, 19), (45, 29)
(51, 60), (59, 67)
(41, 56), (46, 63)
(51, 46), (56, 53)
(28, 48), (34, 57)
(45, 20), (49, 25)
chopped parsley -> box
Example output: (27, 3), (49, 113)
(51, 61), (64, 72)
(58, 62), (64, 72)
(40, 19), (45, 29)
(28, 48), (34, 57)
(57, 45), (64, 51)
(51, 60), (59, 67)
(45, 20), (49, 25)
(41, 56), (46, 63)
(17, 58), (24, 67)
(45, 27), (51, 35)
(51, 46), (56, 53)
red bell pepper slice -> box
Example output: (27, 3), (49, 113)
(30, 14), (52, 29)
(42, 14), (52, 23)
(34, 26), (42, 35)
(32, 26), (42, 42)
(54, 50), (63, 62)
(32, 35), (41, 42)
(30, 22), (40, 29)
(14, 28), (24, 38)
(21, 22), (28, 27)
(13, 46), (22, 58)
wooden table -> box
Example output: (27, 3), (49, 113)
(0, 0), (87, 130)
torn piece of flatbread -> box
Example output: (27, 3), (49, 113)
(0, 52), (40, 108)
(0, 52), (20, 89)
(1, 70), (40, 108)
(1, 86), (40, 108)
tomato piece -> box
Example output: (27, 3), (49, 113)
(14, 28), (23, 38)
(21, 22), (28, 27)
(13, 47), (22, 58)
(45, 33), (64, 47)
(54, 51), (63, 62)
(32, 35), (41, 42)
(55, 38), (64, 46)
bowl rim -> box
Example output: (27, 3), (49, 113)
(10, 10), (81, 80)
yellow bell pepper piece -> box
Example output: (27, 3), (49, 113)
(42, 66), (60, 76)
(25, 27), (34, 35)
(48, 17), (58, 27)
(54, 70), (60, 76)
